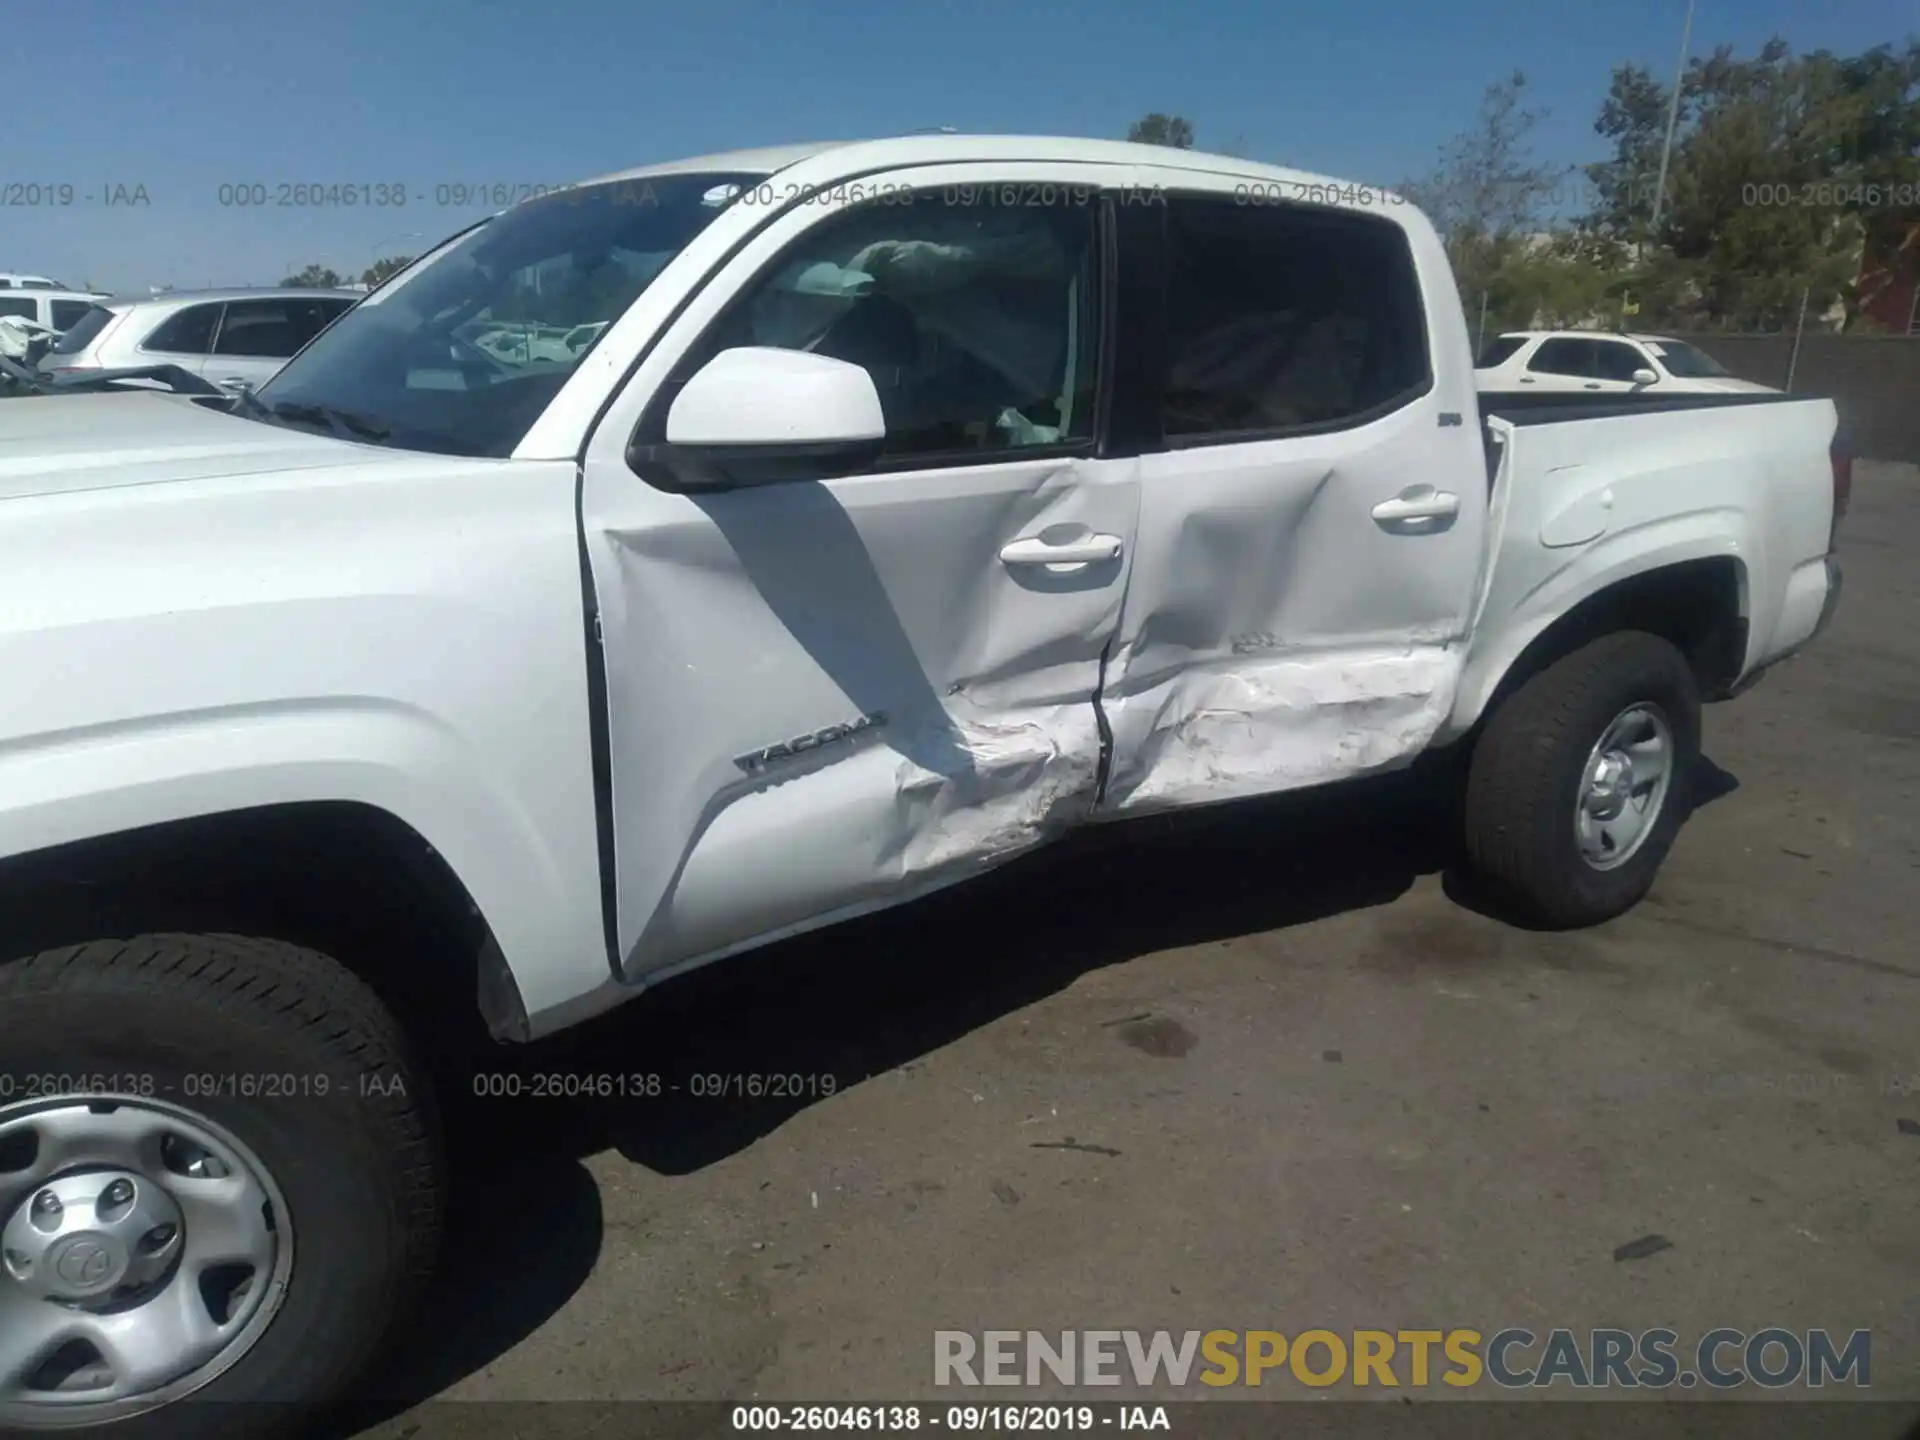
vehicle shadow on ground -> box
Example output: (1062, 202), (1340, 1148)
(351, 751), (1740, 1423)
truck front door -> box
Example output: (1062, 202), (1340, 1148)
(578, 165), (1141, 980)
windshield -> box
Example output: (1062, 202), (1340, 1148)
(1644, 339), (1732, 378)
(256, 171), (761, 457)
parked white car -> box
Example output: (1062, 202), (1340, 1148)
(0, 135), (1846, 1437)
(0, 273), (65, 290)
(1475, 330), (1777, 395)
(39, 287), (359, 394)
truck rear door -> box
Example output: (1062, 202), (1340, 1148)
(1095, 178), (1490, 814)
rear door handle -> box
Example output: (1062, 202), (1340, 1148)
(1371, 487), (1460, 532)
(999, 534), (1124, 568)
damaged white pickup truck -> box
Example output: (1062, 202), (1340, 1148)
(0, 136), (1846, 1435)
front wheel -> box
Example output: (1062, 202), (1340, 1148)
(0, 935), (441, 1438)
(1463, 631), (1702, 928)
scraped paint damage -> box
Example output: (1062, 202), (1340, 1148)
(1102, 647), (1461, 813)
(890, 703), (1101, 874)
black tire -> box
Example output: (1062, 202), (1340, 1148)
(1463, 631), (1701, 928)
(0, 935), (442, 1439)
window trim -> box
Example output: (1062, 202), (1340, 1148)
(627, 184), (1119, 490)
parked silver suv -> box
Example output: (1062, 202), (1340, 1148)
(41, 287), (359, 393)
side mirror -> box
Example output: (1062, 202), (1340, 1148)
(1631, 368), (1659, 386)
(625, 347), (882, 491)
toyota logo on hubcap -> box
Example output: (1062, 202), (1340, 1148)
(51, 1234), (124, 1291)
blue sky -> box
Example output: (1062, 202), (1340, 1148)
(6, 0), (1907, 291)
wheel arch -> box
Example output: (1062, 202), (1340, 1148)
(1449, 554), (1748, 741)
(0, 801), (533, 1051)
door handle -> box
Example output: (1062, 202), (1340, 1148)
(1519, 376), (1536, 384)
(998, 534), (1124, 568)
(1583, 382), (1602, 390)
(216, 377), (253, 392)
(1371, 487), (1460, 531)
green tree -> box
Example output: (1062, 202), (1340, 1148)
(1401, 72), (1573, 326)
(1127, 113), (1195, 148)
(1495, 232), (1634, 330)
(281, 263), (345, 288)
(1583, 40), (1920, 331)
(361, 255), (415, 287)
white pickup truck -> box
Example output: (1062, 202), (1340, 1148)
(0, 136), (1846, 1436)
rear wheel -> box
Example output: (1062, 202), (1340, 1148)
(1463, 631), (1701, 928)
(0, 935), (441, 1438)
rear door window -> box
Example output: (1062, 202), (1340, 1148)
(1157, 195), (1431, 440)
(1527, 338), (1594, 377)
(213, 298), (351, 358)
(0, 297), (36, 320)
(142, 303), (223, 355)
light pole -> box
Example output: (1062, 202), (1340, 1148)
(1647, 0), (1696, 242)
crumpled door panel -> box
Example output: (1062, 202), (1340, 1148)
(1098, 406), (1483, 815)
(583, 456), (1136, 979)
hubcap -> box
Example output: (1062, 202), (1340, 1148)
(0, 1097), (293, 1424)
(1575, 702), (1675, 871)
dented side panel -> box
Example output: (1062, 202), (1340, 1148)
(581, 457), (1137, 980)
(1096, 405), (1493, 816)
(1097, 401), (1485, 812)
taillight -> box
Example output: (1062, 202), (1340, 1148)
(1829, 435), (1852, 549)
